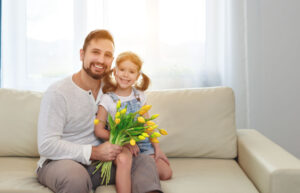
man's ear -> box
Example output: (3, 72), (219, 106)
(80, 49), (84, 61)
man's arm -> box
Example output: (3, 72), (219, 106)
(37, 90), (92, 164)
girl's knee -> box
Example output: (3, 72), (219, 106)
(159, 168), (172, 180)
(116, 153), (132, 166)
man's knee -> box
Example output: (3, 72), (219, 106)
(133, 154), (155, 168)
(131, 155), (162, 193)
(58, 172), (91, 193)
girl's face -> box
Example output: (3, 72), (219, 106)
(114, 60), (139, 89)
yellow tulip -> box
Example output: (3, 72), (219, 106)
(94, 119), (99, 125)
(130, 139), (136, 146)
(116, 100), (121, 109)
(120, 108), (127, 114)
(115, 118), (121, 125)
(138, 135), (146, 140)
(159, 129), (168, 135)
(141, 105), (152, 111)
(139, 109), (147, 115)
(147, 127), (154, 132)
(150, 138), (159, 143)
(137, 116), (145, 123)
(146, 121), (155, 126)
(152, 125), (158, 129)
(142, 132), (149, 137)
(147, 125), (158, 132)
(150, 114), (159, 120)
(115, 112), (120, 118)
(151, 132), (161, 138)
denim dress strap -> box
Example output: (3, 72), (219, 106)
(107, 92), (120, 103)
(132, 87), (141, 102)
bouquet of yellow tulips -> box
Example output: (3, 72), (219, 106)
(93, 100), (168, 185)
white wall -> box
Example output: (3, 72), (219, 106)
(246, 0), (300, 158)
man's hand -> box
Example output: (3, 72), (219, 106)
(90, 141), (122, 161)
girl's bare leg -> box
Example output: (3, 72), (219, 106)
(150, 155), (172, 180)
(114, 148), (132, 193)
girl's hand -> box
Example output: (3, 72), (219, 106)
(124, 144), (140, 156)
(154, 148), (170, 165)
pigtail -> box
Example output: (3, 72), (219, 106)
(135, 72), (150, 91)
(102, 69), (117, 93)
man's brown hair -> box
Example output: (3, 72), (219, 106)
(82, 29), (115, 51)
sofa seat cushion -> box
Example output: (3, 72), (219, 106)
(0, 157), (259, 193)
(162, 158), (259, 193)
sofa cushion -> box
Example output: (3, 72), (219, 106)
(0, 88), (42, 157)
(161, 158), (259, 193)
(146, 87), (237, 158)
(0, 157), (258, 193)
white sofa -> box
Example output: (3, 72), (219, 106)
(0, 87), (300, 193)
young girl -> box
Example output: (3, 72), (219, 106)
(95, 51), (172, 193)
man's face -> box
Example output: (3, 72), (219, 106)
(80, 39), (114, 80)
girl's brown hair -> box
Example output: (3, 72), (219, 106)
(102, 51), (150, 93)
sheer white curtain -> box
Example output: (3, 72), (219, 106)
(206, 0), (248, 128)
(2, 0), (248, 127)
(2, 0), (207, 91)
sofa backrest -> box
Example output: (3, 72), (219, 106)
(0, 86), (237, 159)
(147, 87), (237, 159)
(0, 88), (42, 157)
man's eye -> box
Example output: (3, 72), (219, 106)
(105, 53), (112, 58)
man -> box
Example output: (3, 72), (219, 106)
(37, 29), (162, 193)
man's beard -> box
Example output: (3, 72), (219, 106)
(83, 62), (107, 80)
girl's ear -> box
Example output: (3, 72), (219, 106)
(113, 67), (117, 76)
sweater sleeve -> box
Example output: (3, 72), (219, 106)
(37, 90), (92, 165)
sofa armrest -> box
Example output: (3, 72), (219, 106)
(237, 129), (300, 193)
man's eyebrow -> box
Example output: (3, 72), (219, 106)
(91, 48), (112, 54)
(91, 48), (101, 51)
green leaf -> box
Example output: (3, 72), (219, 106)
(108, 114), (115, 130)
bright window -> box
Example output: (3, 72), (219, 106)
(2, 0), (213, 91)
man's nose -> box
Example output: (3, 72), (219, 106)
(98, 54), (105, 63)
